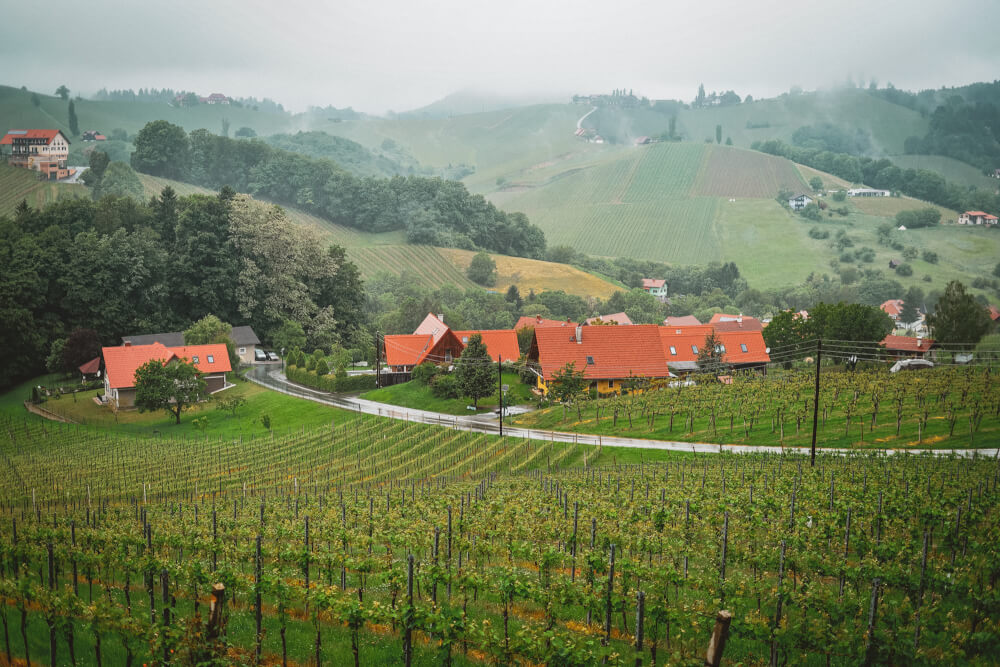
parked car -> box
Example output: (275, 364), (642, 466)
(267, 351), (280, 362)
(254, 349), (267, 362)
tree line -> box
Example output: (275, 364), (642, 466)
(0, 189), (364, 387)
(752, 138), (1000, 214)
(130, 120), (547, 258)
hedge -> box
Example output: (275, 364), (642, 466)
(286, 365), (376, 393)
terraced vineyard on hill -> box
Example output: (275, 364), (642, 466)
(2, 414), (998, 666)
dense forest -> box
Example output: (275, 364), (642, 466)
(0, 189), (364, 386)
(130, 121), (547, 258)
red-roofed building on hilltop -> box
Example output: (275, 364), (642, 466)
(708, 313), (764, 333)
(958, 211), (998, 225)
(641, 278), (668, 302)
(1, 129), (74, 180)
(530, 324), (671, 395)
(101, 342), (232, 409)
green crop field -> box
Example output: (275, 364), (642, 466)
(348, 244), (481, 289)
(2, 400), (999, 666)
(0, 164), (87, 216)
(889, 154), (1000, 191)
(693, 145), (806, 197)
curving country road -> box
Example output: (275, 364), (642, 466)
(247, 366), (997, 458)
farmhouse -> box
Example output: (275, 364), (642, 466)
(881, 335), (936, 360)
(81, 130), (107, 142)
(708, 313), (764, 332)
(641, 278), (668, 301)
(529, 324), (672, 395)
(787, 194), (813, 210)
(847, 188), (890, 197)
(514, 315), (577, 330)
(880, 299), (904, 322)
(958, 211), (998, 225)
(101, 342), (232, 408)
(231, 325), (261, 364)
(663, 315), (701, 326)
(658, 324), (770, 374)
(1, 129), (74, 180)
(384, 313), (519, 371)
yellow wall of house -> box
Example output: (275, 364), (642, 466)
(538, 376), (669, 399)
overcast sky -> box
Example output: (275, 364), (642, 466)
(3, 0), (998, 113)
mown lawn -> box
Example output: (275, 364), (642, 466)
(4, 373), (358, 439)
(361, 372), (534, 416)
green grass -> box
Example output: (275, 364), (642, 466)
(348, 244), (481, 289)
(693, 144), (806, 196)
(16, 374), (357, 439)
(361, 372), (533, 415)
(0, 164), (87, 217)
(890, 154), (999, 191)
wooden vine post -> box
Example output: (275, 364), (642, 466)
(704, 610), (732, 667)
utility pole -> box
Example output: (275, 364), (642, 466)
(375, 332), (381, 388)
(498, 355), (503, 437)
(810, 339), (822, 466)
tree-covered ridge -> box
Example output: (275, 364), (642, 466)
(0, 189), (363, 386)
(131, 121), (547, 258)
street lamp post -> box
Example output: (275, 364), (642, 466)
(281, 347), (285, 375)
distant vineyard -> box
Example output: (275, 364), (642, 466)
(2, 414), (998, 665)
(349, 244), (481, 289)
(693, 145), (806, 197)
(0, 165), (86, 217)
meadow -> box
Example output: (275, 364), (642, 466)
(1, 410), (997, 666)
(0, 164), (86, 217)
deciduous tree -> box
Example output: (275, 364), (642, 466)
(927, 281), (991, 347)
(455, 334), (494, 408)
(134, 358), (208, 424)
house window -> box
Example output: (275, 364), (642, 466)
(740, 343), (748, 353)
(586, 356), (595, 365)
(607, 380), (614, 388)
(669, 346), (677, 355)
(462, 336), (469, 343)
(239, 347), (246, 354)
(691, 345), (698, 354)
(192, 356), (199, 363)
(207, 355), (214, 363)
(445, 351), (452, 362)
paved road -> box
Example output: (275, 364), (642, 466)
(247, 367), (998, 458)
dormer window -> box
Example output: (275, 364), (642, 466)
(691, 345), (698, 354)
(740, 343), (748, 353)
(192, 356), (199, 363)
(207, 355), (214, 363)
(669, 346), (677, 355)
(462, 336), (469, 344)
(586, 356), (595, 365)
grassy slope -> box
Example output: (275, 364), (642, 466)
(360, 372), (532, 415)
(0, 164), (87, 216)
(890, 154), (1000, 191)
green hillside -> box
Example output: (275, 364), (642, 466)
(890, 154), (999, 191)
(0, 164), (86, 216)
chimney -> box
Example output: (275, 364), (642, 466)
(123, 340), (131, 347)
(575, 325), (582, 344)
(536, 314), (543, 324)
(437, 313), (445, 323)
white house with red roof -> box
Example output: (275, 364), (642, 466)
(881, 335), (936, 360)
(1, 129), (74, 180)
(958, 211), (998, 225)
(641, 278), (668, 301)
(101, 342), (232, 408)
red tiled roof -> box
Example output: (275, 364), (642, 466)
(663, 315), (701, 326)
(514, 315), (577, 330)
(708, 313), (764, 332)
(532, 324), (670, 380)
(78, 357), (101, 375)
(384, 334), (434, 367)
(455, 330), (520, 362)
(1, 129), (64, 145)
(585, 312), (633, 326)
(881, 335), (935, 353)
(414, 313), (450, 343)
(659, 325), (715, 363)
(989, 305), (1000, 321)
(641, 278), (666, 289)
(880, 299), (904, 317)
(965, 211), (989, 216)
(102, 343), (231, 389)
(715, 330), (770, 364)
(102, 343), (177, 389)
(170, 344), (232, 374)
(987, 214), (999, 220)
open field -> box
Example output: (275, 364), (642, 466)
(360, 372), (533, 415)
(349, 244), (481, 289)
(0, 164), (87, 216)
(848, 194), (960, 221)
(438, 247), (623, 298)
(1, 402), (998, 665)
(693, 145), (806, 197)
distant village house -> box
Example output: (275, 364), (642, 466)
(787, 194), (813, 210)
(641, 278), (668, 301)
(847, 188), (890, 197)
(958, 211), (998, 225)
(1, 129), (74, 180)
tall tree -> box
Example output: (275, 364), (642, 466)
(716, 124), (722, 144)
(92, 162), (144, 200)
(67, 100), (79, 137)
(697, 331), (725, 372)
(454, 334), (494, 408)
(81, 150), (109, 188)
(550, 361), (588, 404)
(927, 281), (991, 347)
(466, 251), (497, 286)
(134, 358), (208, 424)
(55, 85), (69, 100)
(184, 313), (240, 371)
(131, 120), (191, 180)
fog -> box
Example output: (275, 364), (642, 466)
(3, 0), (997, 113)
